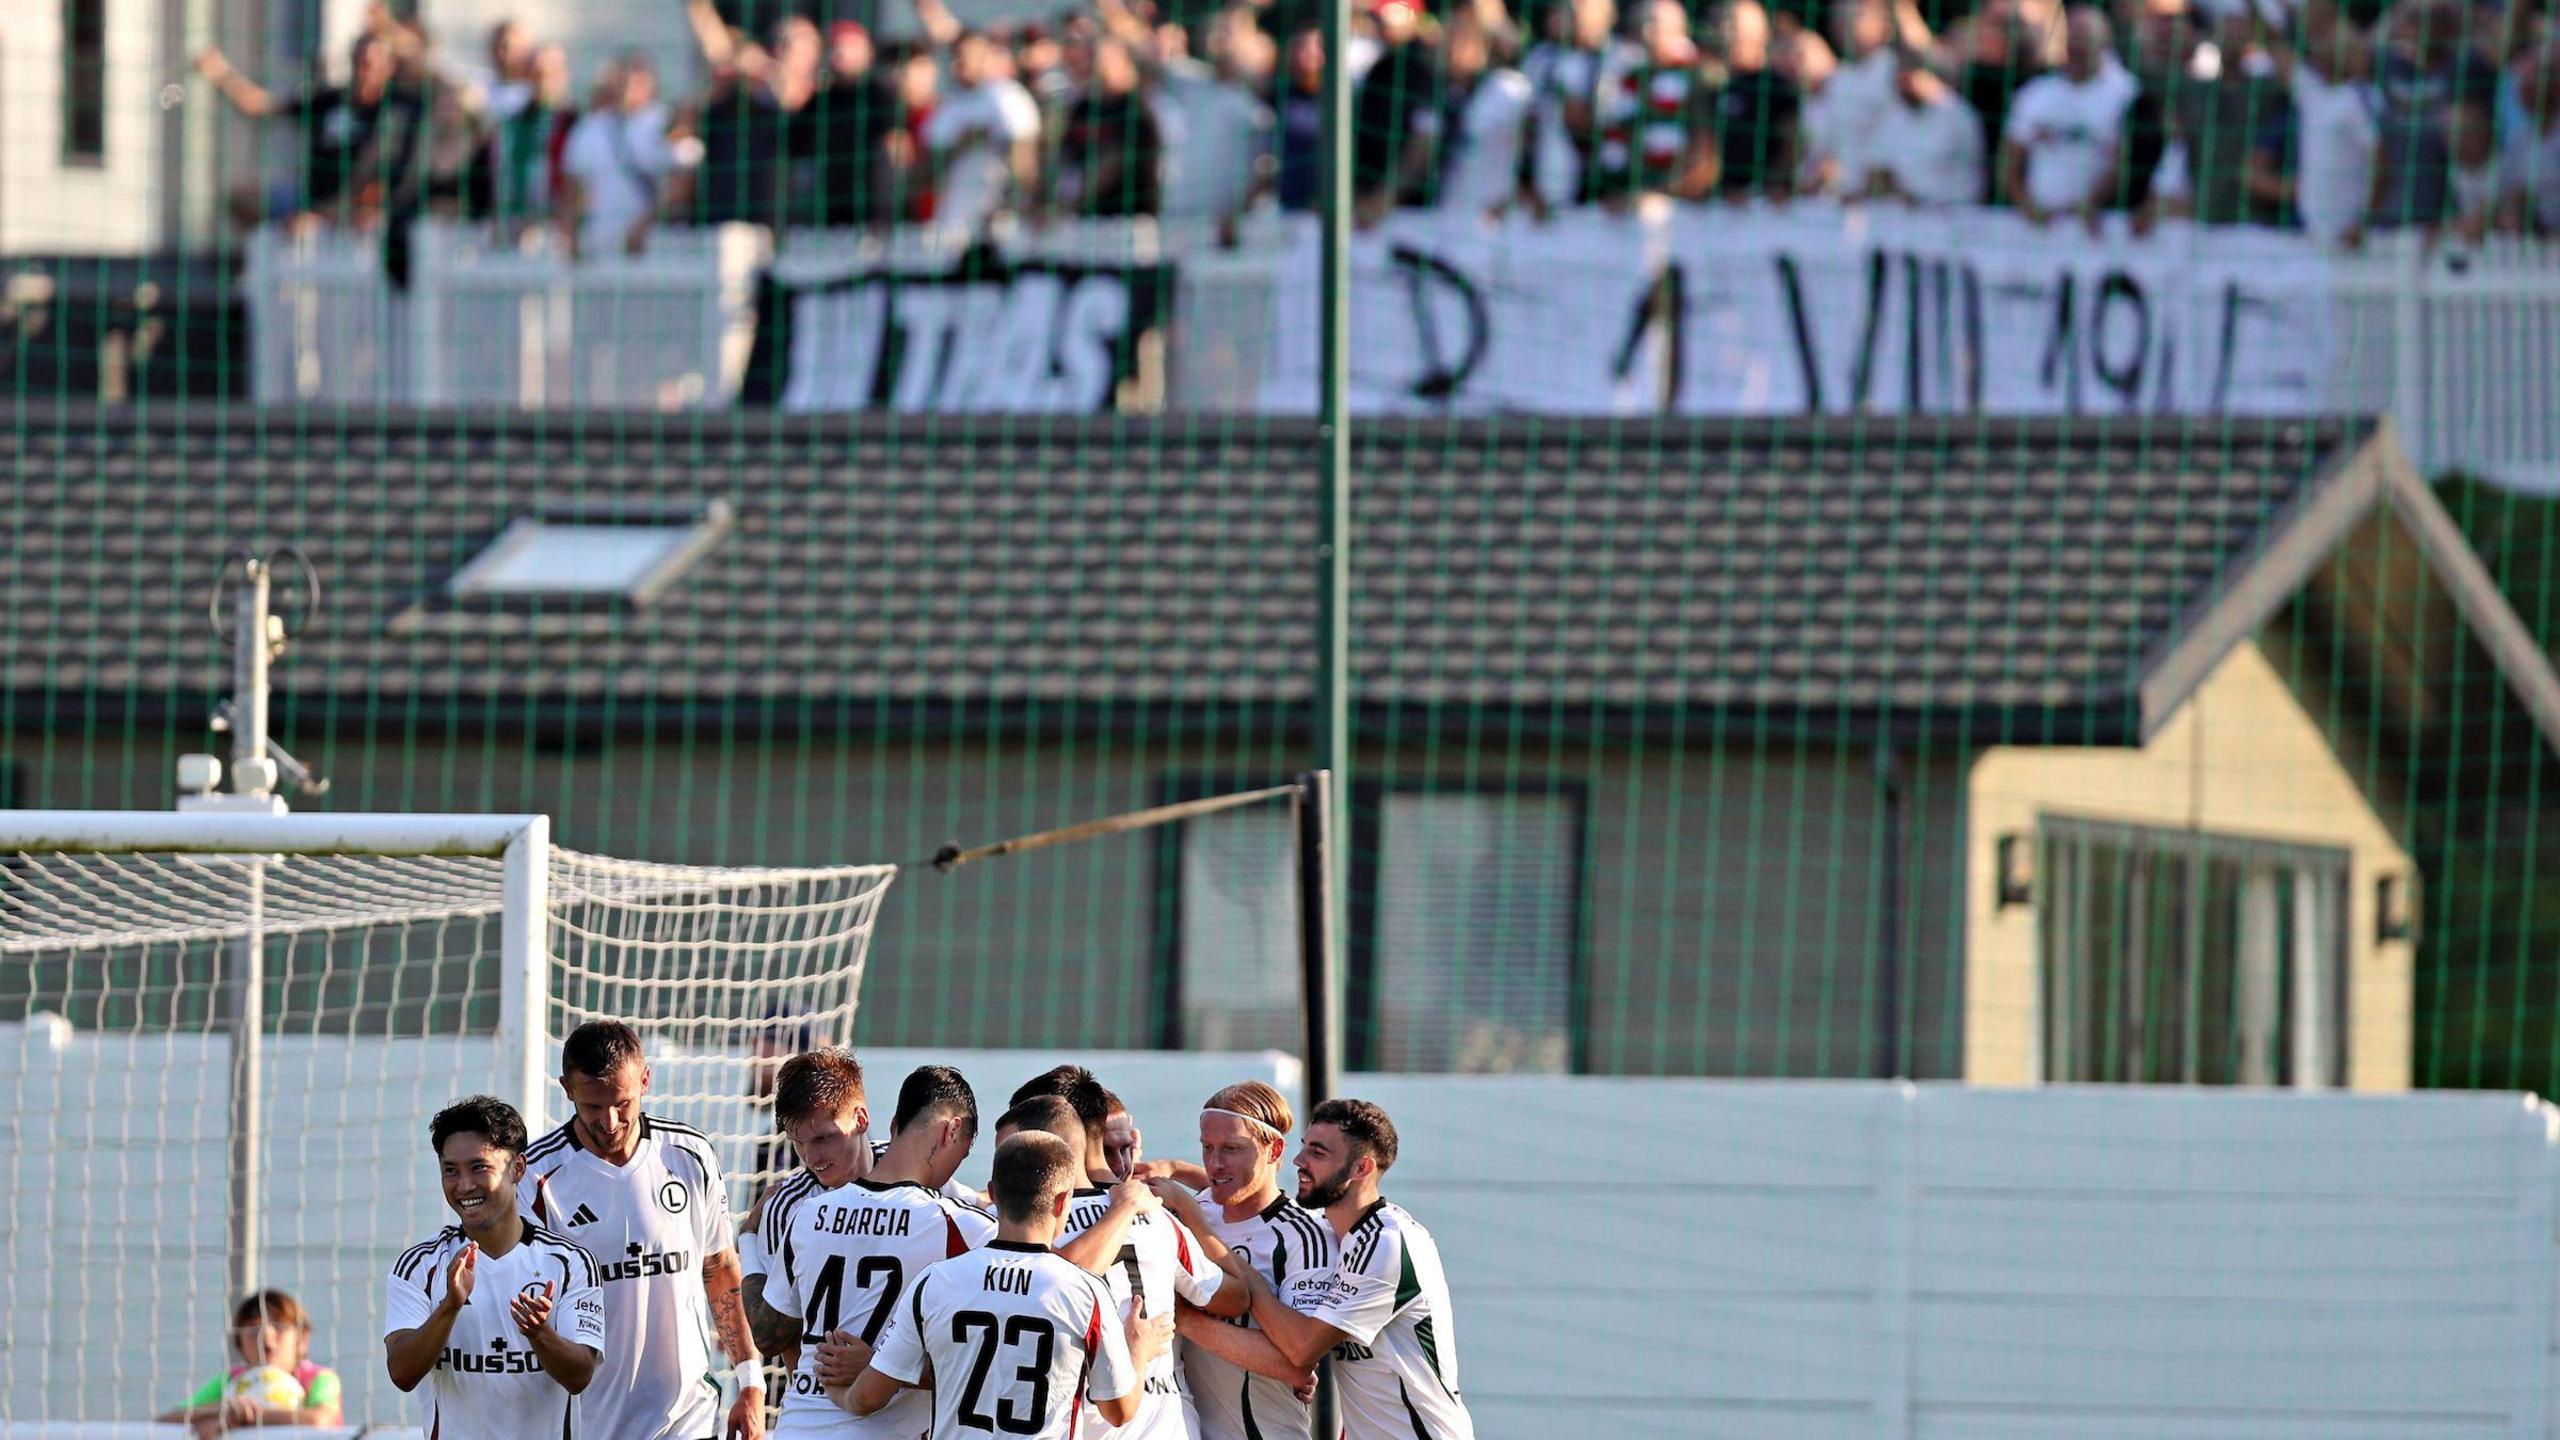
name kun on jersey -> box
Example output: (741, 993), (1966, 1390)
(984, 1264), (1033, 1295)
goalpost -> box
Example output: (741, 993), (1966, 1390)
(0, 808), (894, 1429)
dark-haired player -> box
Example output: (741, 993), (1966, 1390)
(1219, 1099), (1474, 1440)
(850, 1132), (1154, 1438)
(385, 1095), (605, 1439)
(795, 1064), (1000, 1432)
(523, 1020), (763, 1440)
(1006, 1076), (1245, 1440)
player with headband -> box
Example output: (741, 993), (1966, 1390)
(1146, 1083), (1328, 1440)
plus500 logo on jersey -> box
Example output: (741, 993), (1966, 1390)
(444, 1340), (546, 1375)
(600, 1247), (693, 1283)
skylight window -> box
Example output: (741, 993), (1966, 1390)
(448, 504), (730, 605)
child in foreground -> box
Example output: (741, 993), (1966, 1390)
(156, 1288), (345, 1434)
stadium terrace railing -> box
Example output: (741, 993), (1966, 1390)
(242, 213), (2560, 488)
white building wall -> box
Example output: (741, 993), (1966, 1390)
(7, 1026), (2558, 1438)
(0, 0), (163, 252)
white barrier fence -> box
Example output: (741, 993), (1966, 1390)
(10, 1020), (2559, 1439)
(242, 212), (2560, 490)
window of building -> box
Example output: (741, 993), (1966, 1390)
(1163, 779), (1586, 1072)
(61, 0), (107, 165)
(446, 504), (730, 604)
(2038, 817), (2348, 1087)
(1361, 788), (1581, 1073)
(1173, 803), (1302, 1054)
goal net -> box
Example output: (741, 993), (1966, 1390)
(0, 810), (894, 1429)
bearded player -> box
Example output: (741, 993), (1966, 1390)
(1218, 1100), (1475, 1440)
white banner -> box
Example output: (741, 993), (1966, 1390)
(1259, 203), (2336, 416)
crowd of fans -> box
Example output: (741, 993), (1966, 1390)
(192, 0), (2560, 251)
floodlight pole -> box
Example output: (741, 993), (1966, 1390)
(1312, 11), (1352, 1430)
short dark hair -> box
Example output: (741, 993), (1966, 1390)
(990, 1132), (1077, 1224)
(560, 1020), (644, 1082)
(1011, 1065), (1110, 1133)
(994, 1094), (1084, 1158)
(775, 1048), (866, 1129)
(1101, 1089), (1130, 1121)
(431, 1094), (529, 1158)
(893, 1064), (979, 1139)
(1309, 1097), (1398, 1174)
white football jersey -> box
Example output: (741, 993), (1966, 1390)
(1062, 1186), (1225, 1440)
(384, 1221), (607, 1440)
(1184, 1190), (1333, 1440)
(521, 1115), (737, 1440)
(868, 1240), (1139, 1440)
(1296, 1201), (1473, 1440)
(762, 1173), (999, 1437)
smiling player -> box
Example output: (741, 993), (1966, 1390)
(384, 1095), (605, 1439)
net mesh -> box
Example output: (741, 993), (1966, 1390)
(9, 0), (2560, 1431)
(0, 841), (892, 1427)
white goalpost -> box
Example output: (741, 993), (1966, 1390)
(0, 808), (894, 1429)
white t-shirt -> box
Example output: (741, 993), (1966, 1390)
(1157, 62), (1273, 223)
(923, 80), (1042, 233)
(1294, 1201), (1473, 1440)
(384, 1222), (608, 1440)
(2288, 66), (2377, 245)
(2003, 62), (2139, 213)
(1183, 1190), (1334, 1440)
(561, 102), (675, 255)
(1061, 1186), (1226, 1440)
(1878, 91), (1986, 205)
(761, 1173), (999, 1438)
(868, 1241), (1140, 1440)
(1806, 48), (1900, 194)
(2501, 119), (2560, 234)
(1438, 68), (1535, 217)
(521, 1116), (736, 1440)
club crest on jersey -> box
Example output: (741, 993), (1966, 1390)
(657, 1180), (690, 1214)
(517, 1281), (552, 1303)
(599, 1242), (693, 1283)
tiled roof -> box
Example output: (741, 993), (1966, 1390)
(0, 411), (2369, 740)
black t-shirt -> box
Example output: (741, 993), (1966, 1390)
(806, 73), (900, 225)
(695, 87), (805, 225)
(1961, 57), (2045, 201)
(1705, 64), (1798, 196)
(1275, 81), (1325, 210)
(1354, 40), (1443, 197)
(1058, 89), (1164, 217)
(283, 84), (424, 213)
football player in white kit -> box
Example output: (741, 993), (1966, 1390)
(764, 1061), (997, 1434)
(522, 1021), (765, 1440)
(385, 1095), (605, 1440)
(1002, 1080), (1248, 1440)
(849, 1132), (1155, 1439)
(1217, 1100), (1476, 1440)
(1148, 1082), (1328, 1440)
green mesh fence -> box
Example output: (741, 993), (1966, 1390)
(6, 0), (2560, 1430)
